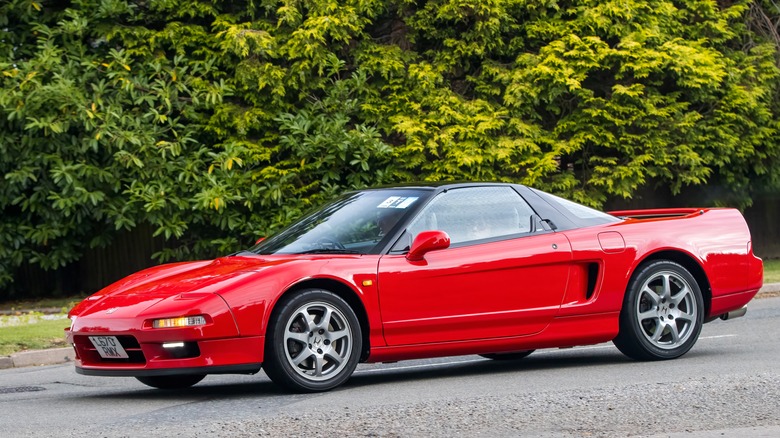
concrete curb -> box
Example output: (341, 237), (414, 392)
(0, 347), (74, 370)
(2, 283), (779, 370)
(759, 282), (780, 294)
(0, 356), (13, 369)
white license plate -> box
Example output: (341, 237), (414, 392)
(89, 336), (129, 359)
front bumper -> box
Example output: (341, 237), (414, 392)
(67, 290), (268, 376)
(69, 333), (265, 376)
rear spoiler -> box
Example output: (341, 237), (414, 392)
(607, 208), (707, 219)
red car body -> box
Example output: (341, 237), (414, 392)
(66, 183), (762, 391)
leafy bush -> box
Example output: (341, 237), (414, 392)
(1, 0), (779, 295)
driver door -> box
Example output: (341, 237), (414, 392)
(377, 186), (572, 346)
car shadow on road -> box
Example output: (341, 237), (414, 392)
(68, 377), (287, 401)
(345, 348), (636, 389)
(69, 347), (719, 399)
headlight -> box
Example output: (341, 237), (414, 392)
(151, 315), (207, 329)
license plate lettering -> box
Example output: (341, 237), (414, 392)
(89, 336), (129, 359)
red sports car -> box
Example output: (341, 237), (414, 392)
(66, 183), (763, 392)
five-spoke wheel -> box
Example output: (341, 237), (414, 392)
(613, 260), (704, 360)
(264, 289), (362, 392)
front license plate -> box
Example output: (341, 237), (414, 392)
(89, 336), (129, 359)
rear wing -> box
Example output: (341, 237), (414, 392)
(607, 208), (708, 219)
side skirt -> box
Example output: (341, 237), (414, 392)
(367, 311), (619, 363)
(75, 363), (262, 377)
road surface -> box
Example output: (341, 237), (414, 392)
(1, 297), (779, 437)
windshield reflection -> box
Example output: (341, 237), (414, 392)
(250, 189), (429, 255)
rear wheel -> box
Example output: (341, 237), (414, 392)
(135, 374), (205, 389)
(613, 260), (704, 360)
(263, 289), (362, 392)
(479, 350), (535, 361)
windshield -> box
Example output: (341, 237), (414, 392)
(249, 189), (431, 255)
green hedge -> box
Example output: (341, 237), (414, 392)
(1, 0), (779, 296)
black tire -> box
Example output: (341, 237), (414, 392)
(263, 289), (362, 392)
(613, 260), (704, 360)
(479, 350), (535, 361)
(135, 374), (205, 389)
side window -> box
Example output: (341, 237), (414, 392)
(406, 186), (538, 246)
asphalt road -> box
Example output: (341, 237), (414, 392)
(2, 297), (779, 437)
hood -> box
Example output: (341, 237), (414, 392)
(70, 255), (305, 317)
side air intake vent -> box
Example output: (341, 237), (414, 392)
(586, 263), (599, 300)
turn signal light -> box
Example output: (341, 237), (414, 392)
(152, 315), (207, 329)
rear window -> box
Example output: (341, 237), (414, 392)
(531, 189), (620, 226)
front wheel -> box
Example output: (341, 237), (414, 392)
(263, 289), (362, 392)
(135, 374), (205, 389)
(613, 260), (704, 360)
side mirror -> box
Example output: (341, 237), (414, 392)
(406, 230), (450, 261)
(254, 237), (265, 245)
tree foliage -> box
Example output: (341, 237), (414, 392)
(1, 0), (779, 294)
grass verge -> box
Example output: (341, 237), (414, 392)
(0, 297), (81, 357)
(0, 316), (69, 356)
(0, 296), (85, 314)
(763, 258), (780, 284)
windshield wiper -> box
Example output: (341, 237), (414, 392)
(297, 249), (364, 255)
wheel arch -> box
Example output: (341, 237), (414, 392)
(269, 278), (371, 361)
(631, 250), (712, 317)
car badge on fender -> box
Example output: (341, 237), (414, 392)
(105, 307), (118, 314)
